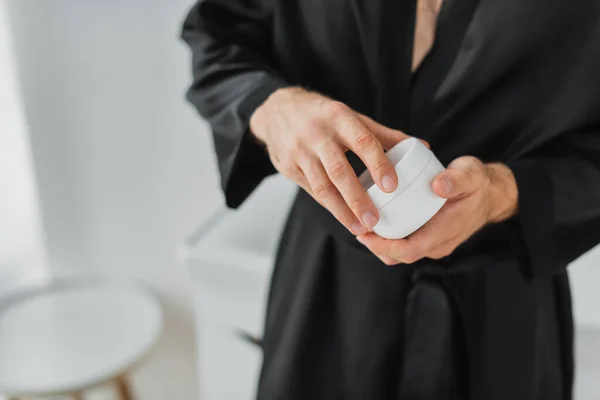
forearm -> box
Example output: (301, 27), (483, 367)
(181, 0), (288, 207)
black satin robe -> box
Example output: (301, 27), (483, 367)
(182, 0), (600, 399)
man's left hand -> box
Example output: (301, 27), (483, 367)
(356, 156), (519, 265)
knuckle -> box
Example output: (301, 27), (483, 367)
(320, 140), (343, 161)
(452, 155), (480, 169)
(465, 156), (484, 169)
(432, 246), (455, 259)
(372, 160), (392, 176)
(287, 145), (302, 160)
(325, 101), (349, 118)
(456, 157), (485, 182)
(313, 182), (334, 198)
(281, 144), (299, 161)
(428, 246), (448, 259)
(303, 120), (323, 138)
(402, 246), (423, 264)
(470, 160), (487, 180)
(295, 147), (313, 166)
(354, 131), (377, 151)
(292, 164), (305, 179)
(285, 164), (302, 180)
(282, 156), (299, 171)
(277, 159), (293, 174)
(289, 136), (305, 153)
(348, 198), (365, 212)
(327, 160), (348, 180)
(403, 253), (420, 264)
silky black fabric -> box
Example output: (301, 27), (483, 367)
(396, 281), (458, 399)
(182, 0), (600, 398)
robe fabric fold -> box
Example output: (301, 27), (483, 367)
(182, 0), (600, 398)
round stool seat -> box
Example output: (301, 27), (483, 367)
(0, 280), (162, 397)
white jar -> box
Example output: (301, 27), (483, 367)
(359, 138), (447, 239)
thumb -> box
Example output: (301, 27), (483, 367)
(357, 114), (429, 150)
(432, 156), (485, 198)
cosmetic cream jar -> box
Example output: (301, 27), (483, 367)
(358, 138), (447, 239)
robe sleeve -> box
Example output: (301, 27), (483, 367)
(507, 128), (600, 279)
(181, 0), (288, 208)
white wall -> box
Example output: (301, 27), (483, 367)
(570, 247), (600, 330)
(6, 0), (222, 305)
(0, 0), (48, 290)
(6, 1), (223, 398)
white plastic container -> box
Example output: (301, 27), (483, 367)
(359, 138), (447, 239)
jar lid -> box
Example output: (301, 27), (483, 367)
(359, 138), (435, 210)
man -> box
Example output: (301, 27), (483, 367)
(181, 0), (600, 399)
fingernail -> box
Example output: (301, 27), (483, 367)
(352, 221), (367, 235)
(441, 178), (453, 194)
(382, 175), (397, 192)
(362, 211), (378, 228)
(356, 236), (365, 244)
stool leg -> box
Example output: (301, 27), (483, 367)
(73, 391), (85, 400)
(115, 374), (134, 400)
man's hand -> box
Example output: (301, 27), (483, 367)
(356, 157), (519, 265)
(251, 87), (417, 235)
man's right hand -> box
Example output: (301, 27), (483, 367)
(250, 87), (415, 235)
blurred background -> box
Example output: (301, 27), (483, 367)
(0, 0), (598, 399)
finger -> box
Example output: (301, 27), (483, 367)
(315, 141), (380, 229)
(334, 112), (398, 193)
(357, 114), (430, 149)
(432, 156), (485, 199)
(395, 201), (457, 258)
(414, 223), (462, 259)
(356, 235), (400, 265)
(358, 233), (434, 264)
(356, 114), (413, 149)
(301, 157), (368, 235)
(428, 241), (457, 259)
(376, 254), (401, 266)
(402, 225), (451, 261)
(356, 233), (410, 260)
(274, 156), (324, 208)
(295, 174), (326, 208)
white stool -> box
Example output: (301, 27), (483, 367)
(0, 279), (163, 400)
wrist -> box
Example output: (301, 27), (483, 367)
(485, 163), (519, 223)
(249, 86), (306, 144)
(249, 99), (268, 144)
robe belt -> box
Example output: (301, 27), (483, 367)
(395, 269), (467, 400)
(295, 190), (516, 399)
